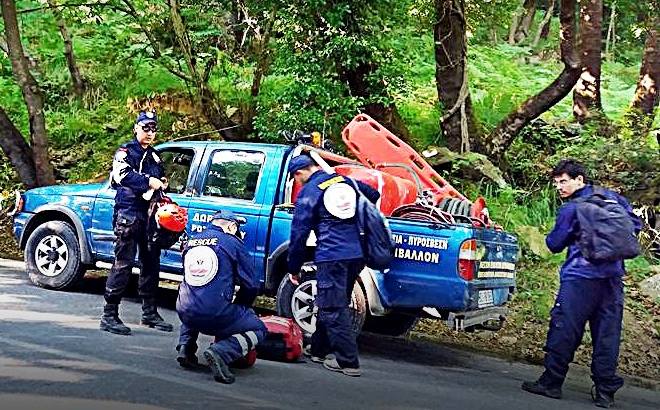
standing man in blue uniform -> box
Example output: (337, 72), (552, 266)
(176, 211), (266, 384)
(522, 160), (641, 408)
(101, 111), (172, 335)
(288, 154), (379, 377)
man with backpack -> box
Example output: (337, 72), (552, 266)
(522, 160), (642, 408)
(287, 154), (379, 377)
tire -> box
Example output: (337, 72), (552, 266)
(276, 263), (367, 337)
(363, 311), (419, 336)
(24, 220), (86, 290)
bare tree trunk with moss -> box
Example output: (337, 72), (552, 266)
(168, 0), (239, 140)
(532, 0), (555, 47)
(509, 0), (536, 45)
(487, 0), (580, 163)
(514, 0), (537, 44)
(434, 0), (481, 153)
(573, 0), (603, 122)
(0, 107), (38, 188)
(2, 0), (56, 186)
(46, 0), (86, 98)
(626, 22), (659, 139)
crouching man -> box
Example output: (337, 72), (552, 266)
(176, 210), (266, 384)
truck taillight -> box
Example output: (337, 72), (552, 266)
(458, 239), (477, 281)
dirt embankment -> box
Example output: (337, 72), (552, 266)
(0, 215), (22, 260)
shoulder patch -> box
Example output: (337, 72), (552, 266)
(152, 152), (161, 163)
(323, 182), (356, 219)
(114, 149), (128, 161)
(184, 246), (219, 287)
(317, 175), (345, 190)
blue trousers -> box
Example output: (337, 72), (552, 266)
(311, 259), (363, 368)
(540, 277), (624, 393)
(178, 305), (266, 364)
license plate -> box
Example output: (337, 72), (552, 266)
(478, 290), (494, 307)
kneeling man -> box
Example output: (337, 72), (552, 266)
(176, 211), (266, 384)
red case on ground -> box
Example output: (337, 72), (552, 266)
(256, 315), (303, 362)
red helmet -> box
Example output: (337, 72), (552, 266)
(156, 203), (188, 232)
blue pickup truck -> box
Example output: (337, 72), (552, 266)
(11, 140), (518, 336)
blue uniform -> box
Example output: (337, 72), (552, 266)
(111, 138), (164, 219)
(288, 170), (379, 369)
(540, 185), (641, 394)
(288, 170), (379, 275)
(177, 225), (266, 364)
(104, 137), (165, 305)
(546, 185), (641, 281)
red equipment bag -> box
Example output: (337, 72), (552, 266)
(256, 316), (303, 362)
(230, 349), (257, 369)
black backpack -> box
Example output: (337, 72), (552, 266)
(574, 187), (640, 262)
(348, 179), (395, 270)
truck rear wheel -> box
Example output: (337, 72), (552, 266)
(24, 220), (86, 290)
(276, 263), (366, 337)
(363, 312), (419, 336)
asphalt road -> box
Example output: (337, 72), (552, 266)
(0, 259), (658, 410)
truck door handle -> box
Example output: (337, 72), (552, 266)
(276, 205), (295, 214)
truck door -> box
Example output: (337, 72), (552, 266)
(187, 148), (271, 279)
(89, 146), (199, 271)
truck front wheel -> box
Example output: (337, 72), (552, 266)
(276, 263), (366, 337)
(24, 220), (86, 290)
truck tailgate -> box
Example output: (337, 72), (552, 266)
(373, 218), (475, 310)
(466, 228), (519, 310)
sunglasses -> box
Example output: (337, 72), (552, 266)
(141, 123), (157, 133)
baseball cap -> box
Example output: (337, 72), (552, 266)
(212, 210), (246, 225)
(136, 110), (158, 125)
(287, 155), (315, 174)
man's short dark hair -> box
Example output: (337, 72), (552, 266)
(551, 159), (589, 182)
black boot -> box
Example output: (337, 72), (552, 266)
(141, 302), (173, 332)
(521, 380), (562, 399)
(203, 347), (235, 384)
(591, 385), (615, 408)
(176, 344), (199, 369)
(100, 303), (131, 335)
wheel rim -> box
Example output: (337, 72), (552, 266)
(291, 279), (318, 334)
(35, 235), (69, 277)
(290, 279), (362, 335)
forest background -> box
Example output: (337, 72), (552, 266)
(0, 0), (658, 380)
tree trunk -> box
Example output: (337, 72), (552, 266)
(332, 5), (413, 144)
(487, 0), (580, 163)
(338, 61), (413, 145)
(605, 1), (616, 60)
(243, 7), (277, 134)
(1, 0), (56, 186)
(434, 0), (480, 153)
(532, 0), (555, 47)
(573, 0), (603, 122)
(47, 0), (86, 98)
(627, 22), (659, 139)
(514, 0), (537, 44)
(0, 107), (37, 188)
(168, 0), (239, 140)
(508, 1), (524, 44)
